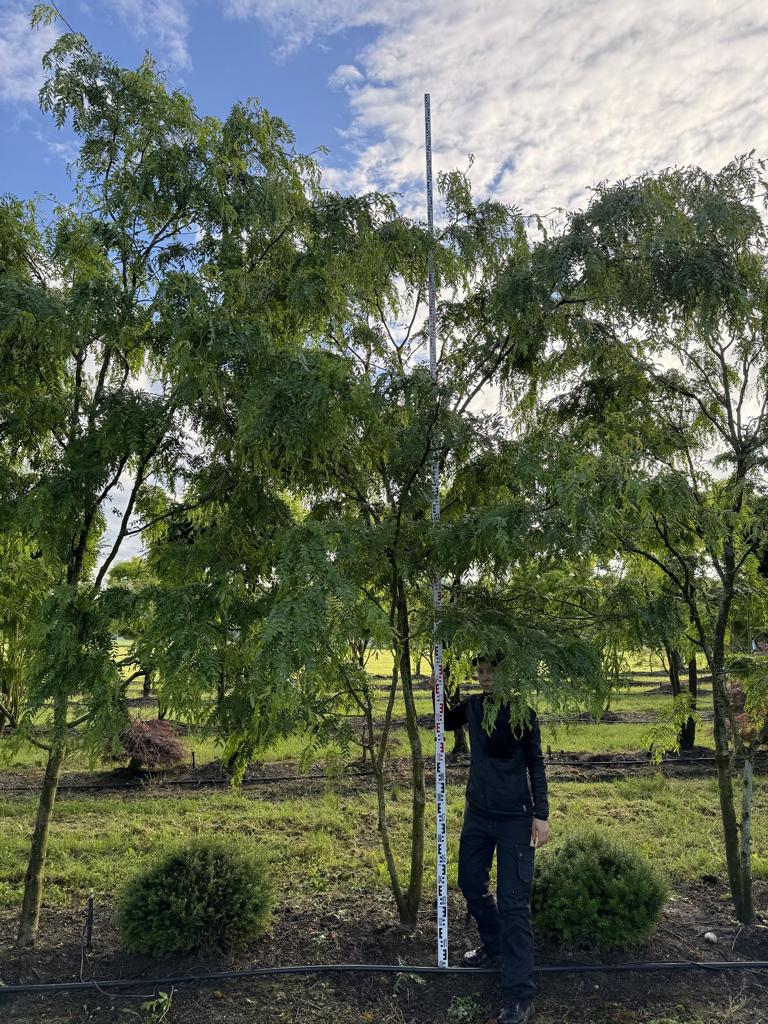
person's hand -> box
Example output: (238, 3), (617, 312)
(531, 818), (550, 847)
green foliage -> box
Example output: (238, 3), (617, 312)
(726, 655), (768, 737)
(117, 838), (273, 954)
(447, 994), (483, 1023)
(531, 829), (668, 951)
(642, 692), (701, 762)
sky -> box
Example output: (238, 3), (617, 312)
(2, 0), (768, 219)
(2, 0), (768, 565)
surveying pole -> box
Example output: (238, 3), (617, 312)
(424, 92), (448, 969)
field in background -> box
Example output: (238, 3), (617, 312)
(0, 645), (717, 773)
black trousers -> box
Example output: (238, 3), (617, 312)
(458, 800), (536, 1003)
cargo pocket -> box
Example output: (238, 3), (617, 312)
(516, 845), (535, 887)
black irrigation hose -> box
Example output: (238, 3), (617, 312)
(2, 753), (766, 794)
(3, 958), (768, 997)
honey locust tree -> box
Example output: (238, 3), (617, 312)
(533, 156), (768, 923)
(0, 10), (374, 944)
(168, 169), (612, 929)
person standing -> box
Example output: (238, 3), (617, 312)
(444, 650), (550, 1024)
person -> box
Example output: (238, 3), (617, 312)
(444, 650), (550, 1024)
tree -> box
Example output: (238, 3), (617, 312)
(0, 530), (60, 740)
(1, 8), (349, 944)
(174, 168), (614, 928)
(535, 156), (768, 923)
(107, 558), (159, 698)
(593, 554), (701, 750)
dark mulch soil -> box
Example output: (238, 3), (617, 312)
(3, 746), (765, 801)
(1, 880), (767, 1024)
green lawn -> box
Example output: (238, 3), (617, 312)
(0, 774), (765, 911)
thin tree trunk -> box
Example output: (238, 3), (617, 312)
(680, 657), (697, 750)
(396, 576), (424, 928)
(17, 738), (65, 945)
(452, 724), (469, 758)
(368, 654), (407, 919)
(666, 647), (682, 698)
(711, 657), (745, 921)
(448, 683), (469, 758)
(739, 754), (755, 925)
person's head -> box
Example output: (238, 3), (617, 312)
(471, 650), (505, 693)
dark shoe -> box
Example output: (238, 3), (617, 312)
(461, 944), (501, 968)
(498, 1000), (532, 1024)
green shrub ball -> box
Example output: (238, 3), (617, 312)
(118, 839), (273, 955)
(531, 829), (668, 952)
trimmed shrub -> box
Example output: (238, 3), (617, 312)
(117, 717), (185, 772)
(531, 829), (668, 951)
(118, 839), (273, 954)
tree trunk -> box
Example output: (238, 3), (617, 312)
(711, 658), (746, 921)
(452, 723), (469, 758)
(368, 659), (408, 920)
(142, 668), (151, 699)
(739, 754), (755, 925)
(396, 576), (425, 928)
(17, 739), (65, 945)
(680, 657), (697, 750)
(666, 647), (682, 698)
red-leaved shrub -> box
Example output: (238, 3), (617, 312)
(118, 718), (185, 772)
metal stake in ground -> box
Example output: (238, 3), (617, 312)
(424, 92), (448, 970)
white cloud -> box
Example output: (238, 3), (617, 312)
(223, 0), (409, 58)
(0, 1), (192, 109)
(0, 5), (58, 103)
(32, 131), (80, 163)
(109, 0), (192, 71)
(224, 0), (768, 219)
(328, 63), (364, 89)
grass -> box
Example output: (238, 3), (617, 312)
(0, 774), (765, 911)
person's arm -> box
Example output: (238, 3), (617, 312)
(522, 709), (549, 822)
(431, 690), (468, 731)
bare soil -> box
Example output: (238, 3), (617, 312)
(1, 879), (767, 1024)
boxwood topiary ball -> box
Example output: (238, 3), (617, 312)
(118, 838), (273, 955)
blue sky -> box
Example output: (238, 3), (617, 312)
(0, 2), (375, 204)
(3, 0), (767, 223)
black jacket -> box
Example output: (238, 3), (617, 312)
(444, 694), (549, 820)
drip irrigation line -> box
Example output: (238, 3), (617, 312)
(4, 958), (768, 996)
(2, 753), (765, 794)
